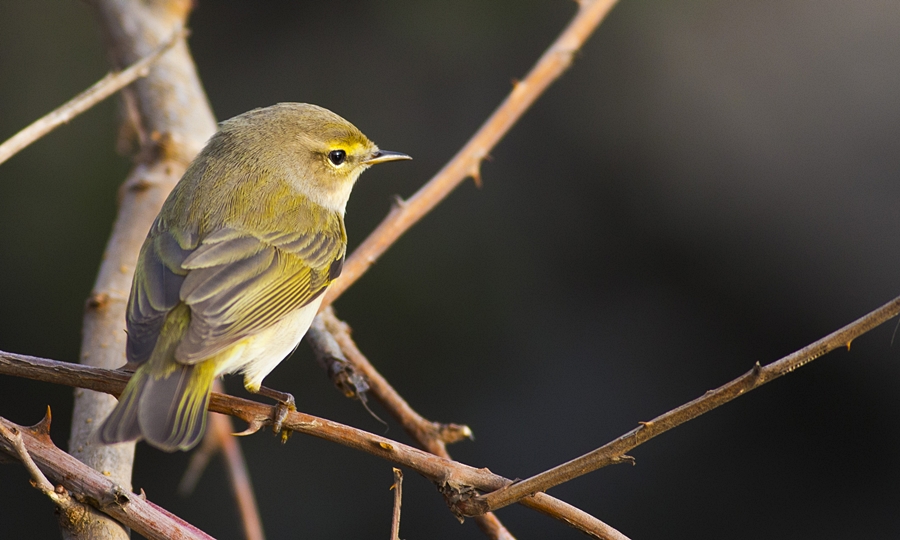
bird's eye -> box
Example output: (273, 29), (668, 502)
(328, 150), (347, 166)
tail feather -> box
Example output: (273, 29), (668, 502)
(98, 362), (216, 452)
(97, 370), (147, 445)
(98, 302), (217, 451)
(138, 362), (215, 451)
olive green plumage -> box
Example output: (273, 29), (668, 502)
(98, 103), (410, 451)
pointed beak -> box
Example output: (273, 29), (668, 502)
(363, 150), (412, 165)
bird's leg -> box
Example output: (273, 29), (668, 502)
(251, 385), (296, 443)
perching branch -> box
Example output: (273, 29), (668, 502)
(322, 0), (622, 306)
(0, 413), (215, 540)
(0, 29), (182, 167)
(1, 288), (873, 536)
(0, 351), (627, 540)
(456, 294), (900, 515)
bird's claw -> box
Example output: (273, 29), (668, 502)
(271, 399), (296, 443)
(253, 385), (296, 443)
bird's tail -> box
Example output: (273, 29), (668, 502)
(97, 304), (216, 452)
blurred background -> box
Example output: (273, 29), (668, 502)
(1, 0), (899, 538)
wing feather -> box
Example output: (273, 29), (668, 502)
(126, 226), (193, 364)
(174, 225), (344, 364)
(126, 205), (346, 367)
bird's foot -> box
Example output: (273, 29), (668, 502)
(253, 385), (296, 443)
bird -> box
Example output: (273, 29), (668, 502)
(97, 102), (410, 451)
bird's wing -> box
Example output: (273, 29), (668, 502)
(125, 226), (193, 365)
(173, 224), (345, 363)
(125, 221), (345, 366)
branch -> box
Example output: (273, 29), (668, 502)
(315, 310), (517, 539)
(322, 0), (622, 306)
(0, 413), (215, 540)
(319, 309), (472, 454)
(179, 381), (266, 540)
(13, 292), (896, 536)
(0, 29), (182, 167)
(457, 294), (900, 515)
(0, 351), (627, 540)
(389, 468), (403, 540)
(69, 1), (217, 538)
(0, 416), (91, 539)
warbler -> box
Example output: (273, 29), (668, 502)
(98, 103), (410, 451)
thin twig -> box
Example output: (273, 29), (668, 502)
(215, 412), (266, 540)
(0, 422), (54, 494)
(317, 309), (515, 539)
(178, 407), (220, 497)
(0, 414), (215, 540)
(0, 351), (626, 540)
(458, 295), (900, 515)
(307, 315), (372, 401)
(180, 381), (266, 540)
(320, 309), (472, 454)
(389, 468), (403, 540)
(322, 0), (620, 307)
(0, 415), (87, 519)
(0, 28), (183, 167)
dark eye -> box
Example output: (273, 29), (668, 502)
(328, 149), (346, 166)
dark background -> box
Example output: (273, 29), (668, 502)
(2, 1), (899, 538)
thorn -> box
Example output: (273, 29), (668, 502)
(378, 441), (394, 451)
(751, 362), (762, 377)
(638, 420), (653, 427)
(846, 340), (852, 351)
(469, 164), (483, 188)
(390, 467), (403, 490)
(437, 423), (474, 444)
(31, 407), (53, 440)
(232, 419), (264, 437)
(391, 194), (408, 209)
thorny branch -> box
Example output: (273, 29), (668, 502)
(0, 416), (92, 535)
(5, 292), (899, 534)
(456, 294), (900, 515)
(0, 350), (626, 540)
(1, 0), (622, 536)
(312, 2), (623, 535)
(322, 0), (622, 306)
(315, 310), (516, 539)
(0, 413), (215, 540)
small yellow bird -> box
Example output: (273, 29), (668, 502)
(98, 103), (410, 451)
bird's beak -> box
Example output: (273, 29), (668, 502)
(363, 150), (412, 165)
